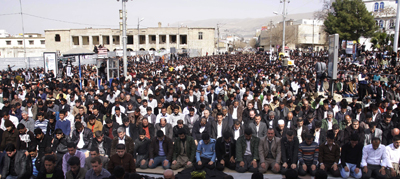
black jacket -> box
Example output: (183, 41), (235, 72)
(192, 121), (212, 141)
(216, 137), (236, 160)
(103, 122), (119, 139)
(172, 125), (190, 141)
(211, 120), (230, 139)
(281, 136), (299, 165)
(71, 128), (93, 150)
(92, 136), (112, 157)
(36, 168), (64, 179)
(52, 136), (69, 154)
(1, 151), (31, 179)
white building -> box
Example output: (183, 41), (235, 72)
(0, 31), (46, 58)
(258, 19), (327, 51)
(44, 23), (215, 56)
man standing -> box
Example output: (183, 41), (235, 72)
(361, 137), (387, 179)
(315, 58), (327, 92)
(194, 133), (216, 170)
(358, 69), (368, 101)
(298, 133), (319, 176)
(318, 131), (341, 177)
(235, 128), (260, 173)
(171, 128), (196, 170)
(340, 134), (363, 179)
(258, 128), (281, 174)
(385, 135), (400, 178)
(215, 131), (236, 171)
(85, 157), (112, 179)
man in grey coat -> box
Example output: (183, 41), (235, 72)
(364, 122), (382, 145)
(1, 143), (31, 179)
(249, 115), (268, 138)
(154, 118), (173, 139)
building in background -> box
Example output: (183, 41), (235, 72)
(258, 19), (327, 52)
(0, 30), (46, 58)
(44, 23), (215, 56)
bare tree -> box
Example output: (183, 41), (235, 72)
(249, 38), (257, 48)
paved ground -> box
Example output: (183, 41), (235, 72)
(137, 167), (343, 179)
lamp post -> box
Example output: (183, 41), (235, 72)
(137, 17), (144, 51)
(393, 0), (400, 60)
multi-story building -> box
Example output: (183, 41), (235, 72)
(258, 19), (327, 51)
(363, 0), (396, 34)
(0, 30), (46, 58)
(44, 23), (215, 56)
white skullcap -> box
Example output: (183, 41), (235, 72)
(278, 120), (285, 125)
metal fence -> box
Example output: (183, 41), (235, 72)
(0, 56), (97, 71)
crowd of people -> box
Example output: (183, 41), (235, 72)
(0, 50), (399, 179)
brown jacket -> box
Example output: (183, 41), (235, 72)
(111, 136), (135, 156)
(318, 142), (340, 164)
(72, 106), (87, 117)
(258, 136), (281, 164)
(228, 104), (244, 122)
(0, 129), (19, 151)
(87, 120), (103, 137)
(108, 152), (136, 173)
(149, 136), (173, 161)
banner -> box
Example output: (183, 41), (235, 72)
(43, 52), (57, 77)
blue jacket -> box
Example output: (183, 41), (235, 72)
(55, 119), (71, 136)
(196, 138), (216, 162)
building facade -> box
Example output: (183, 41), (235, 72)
(363, 0), (396, 34)
(44, 24), (215, 56)
(0, 31), (46, 58)
(258, 19), (327, 51)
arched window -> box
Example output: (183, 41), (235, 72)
(374, 2), (379, 12)
(390, 19), (395, 29)
(379, 20), (384, 28)
(380, 2), (384, 11)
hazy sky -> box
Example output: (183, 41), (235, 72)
(0, 0), (324, 35)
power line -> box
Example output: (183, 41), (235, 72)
(23, 13), (115, 27)
(0, 13), (20, 16)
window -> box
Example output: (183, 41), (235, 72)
(379, 20), (384, 28)
(374, 2), (379, 12)
(6, 41), (11, 45)
(29, 40), (34, 45)
(55, 34), (61, 42)
(72, 36), (79, 45)
(41, 40), (45, 45)
(198, 32), (203, 40)
(390, 20), (395, 29)
(18, 40), (23, 45)
(380, 2), (384, 11)
(127, 35), (133, 44)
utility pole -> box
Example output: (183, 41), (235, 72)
(281, 0), (287, 54)
(120, 0), (127, 77)
(217, 23), (220, 54)
(393, 0), (400, 60)
(269, 20), (273, 61)
(312, 19), (315, 52)
(19, 0), (27, 68)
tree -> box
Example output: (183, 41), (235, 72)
(370, 31), (393, 51)
(249, 38), (257, 48)
(324, 0), (377, 42)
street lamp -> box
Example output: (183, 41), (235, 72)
(137, 17), (144, 51)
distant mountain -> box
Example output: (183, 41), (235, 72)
(170, 12), (316, 39)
